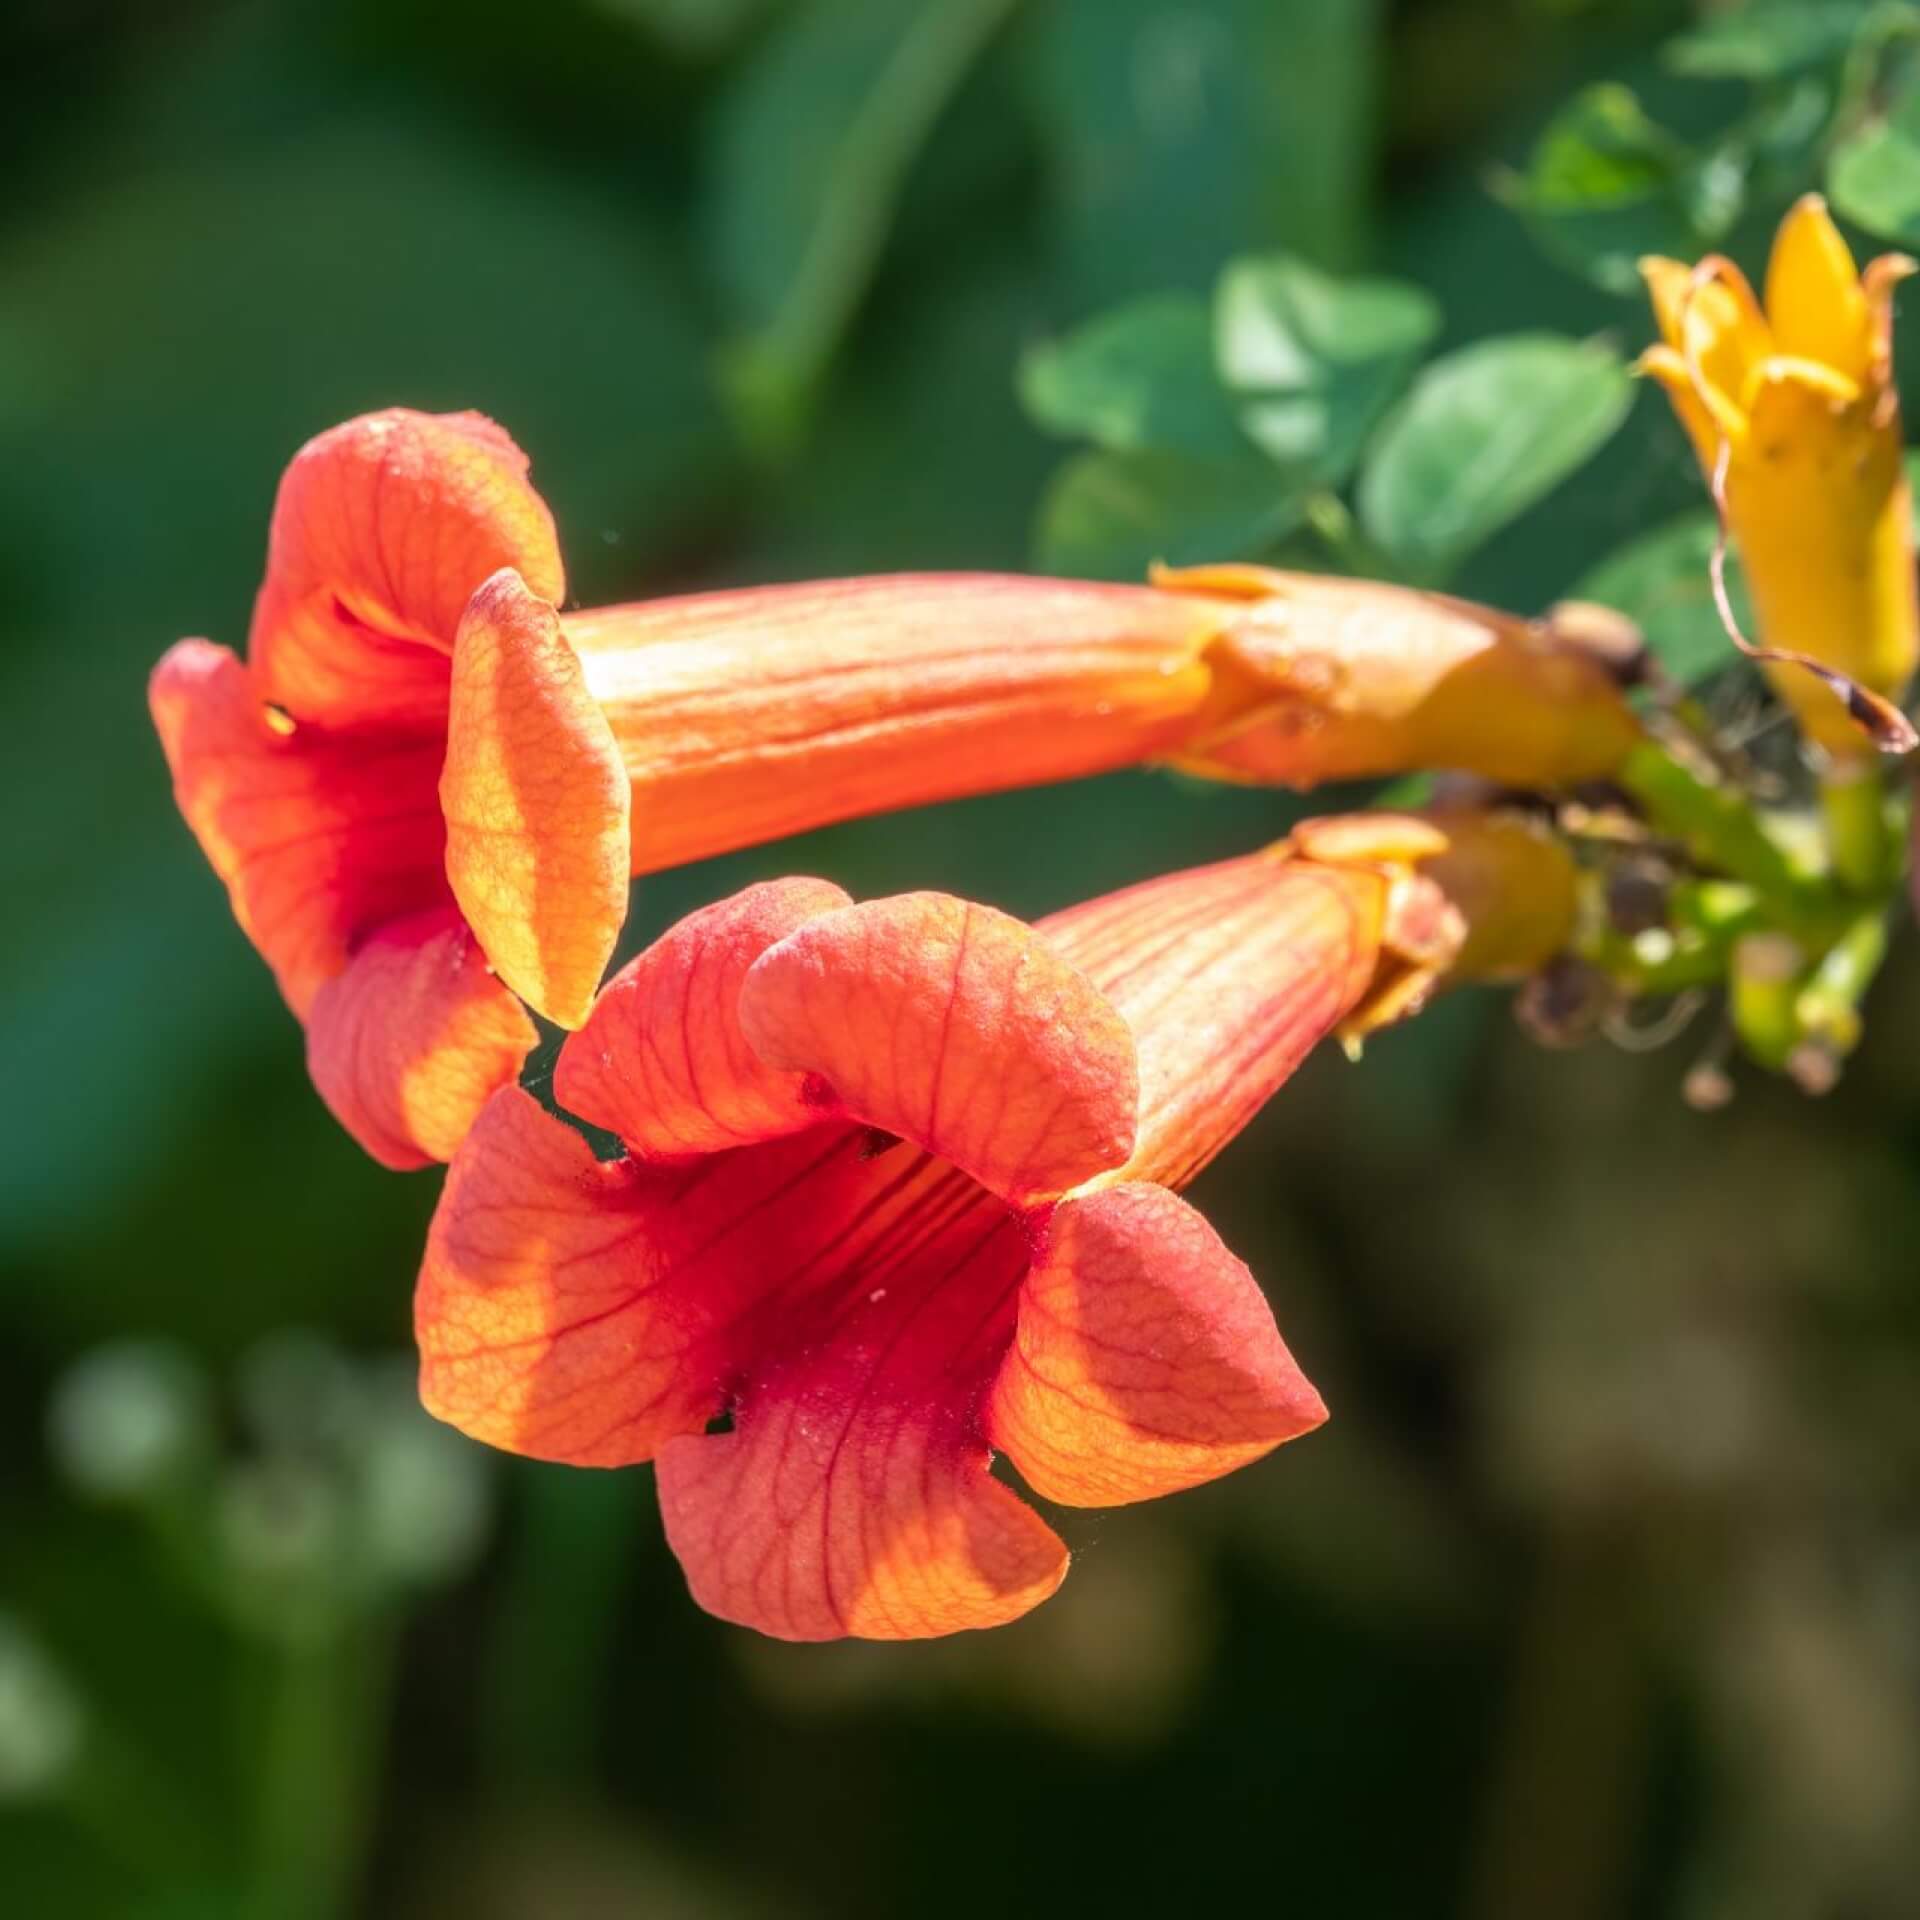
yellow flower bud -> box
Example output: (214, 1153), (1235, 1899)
(1640, 196), (1919, 762)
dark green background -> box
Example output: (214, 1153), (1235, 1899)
(6, 2), (1920, 1914)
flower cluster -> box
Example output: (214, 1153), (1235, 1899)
(151, 199), (1915, 1637)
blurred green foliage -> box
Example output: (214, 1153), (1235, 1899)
(5, 1), (1920, 1916)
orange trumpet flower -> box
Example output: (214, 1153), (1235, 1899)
(415, 825), (1461, 1640)
(152, 410), (1636, 1168)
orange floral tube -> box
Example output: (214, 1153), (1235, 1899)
(1640, 195), (1919, 760)
(152, 409), (1637, 1168)
(414, 825), (1460, 1641)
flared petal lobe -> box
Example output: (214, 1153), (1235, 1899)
(738, 892), (1139, 1206)
(554, 876), (854, 1159)
(986, 1182), (1326, 1506)
(150, 639), (448, 1016)
(441, 570), (631, 1029)
(306, 908), (536, 1169)
(249, 409), (565, 731)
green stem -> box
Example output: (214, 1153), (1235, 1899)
(1303, 490), (1400, 580)
(1818, 764), (1893, 894)
(1794, 907), (1892, 1061)
(1617, 740), (1826, 929)
(245, 1619), (395, 1920)
(1729, 932), (1806, 1071)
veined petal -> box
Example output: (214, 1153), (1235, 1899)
(441, 570), (631, 1029)
(987, 1182), (1325, 1505)
(654, 1186), (1065, 1642)
(416, 1086), (747, 1463)
(1765, 195), (1872, 385)
(738, 893), (1139, 1207)
(564, 574), (1221, 876)
(554, 876), (852, 1159)
(249, 410), (564, 731)
(150, 639), (447, 1015)
(1041, 849), (1387, 1188)
(306, 909), (536, 1169)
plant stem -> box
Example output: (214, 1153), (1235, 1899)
(1818, 763), (1893, 893)
(245, 1619), (394, 1920)
(1617, 740), (1826, 930)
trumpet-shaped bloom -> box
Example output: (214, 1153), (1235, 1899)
(415, 830), (1461, 1640)
(153, 410), (1638, 1168)
(151, 412), (1234, 1167)
(1641, 196), (1919, 759)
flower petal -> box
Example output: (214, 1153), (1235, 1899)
(554, 877), (851, 1159)
(416, 1086), (750, 1462)
(1765, 194), (1871, 386)
(306, 908), (536, 1168)
(249, 409), (564, 731)
(987, 1182), (1325, 1505)
(150, 639), (447, 1015)
(738, 893), (1139, 1207)
(441, 570), (632, 1029)
(654, 1193), (1067, 1641)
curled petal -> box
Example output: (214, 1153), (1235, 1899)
(416, 1086), (742, 1463)
(250, 409), (565, 730)
(306, 909), (536, 1168)
(149, 639), (447, 1015)
(555, 876), (852, 1158)
(738, 893), (1139, 1207)
(442, 570), (632, 1029)
(987, 1182), (1325, 1506)
(654, 1200), (1066, 1640)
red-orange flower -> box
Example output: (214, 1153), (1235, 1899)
(150, 411), (1234, 1167)
(415, 831), (1460, 1640)
(152, 409), (1636, 1169)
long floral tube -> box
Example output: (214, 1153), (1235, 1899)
(151, 409), (1640, 1168)
(414, 823), (1464, 1641)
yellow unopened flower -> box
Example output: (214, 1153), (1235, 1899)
(1640, 195), (1918, 762)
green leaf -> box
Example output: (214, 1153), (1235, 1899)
(1357, 333), (1634, 585)
(1032, 450), (1303, 580)
(1213, 254), (1439, 484)
(1829, 77), (1920, 242)
(704, 0), (1019, 447)
(1571, 512), (1736, 686)
(1018, 294), (1248, 458)
(1504, 85), (1721, 296)
(1665, 2), (1896, 80)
